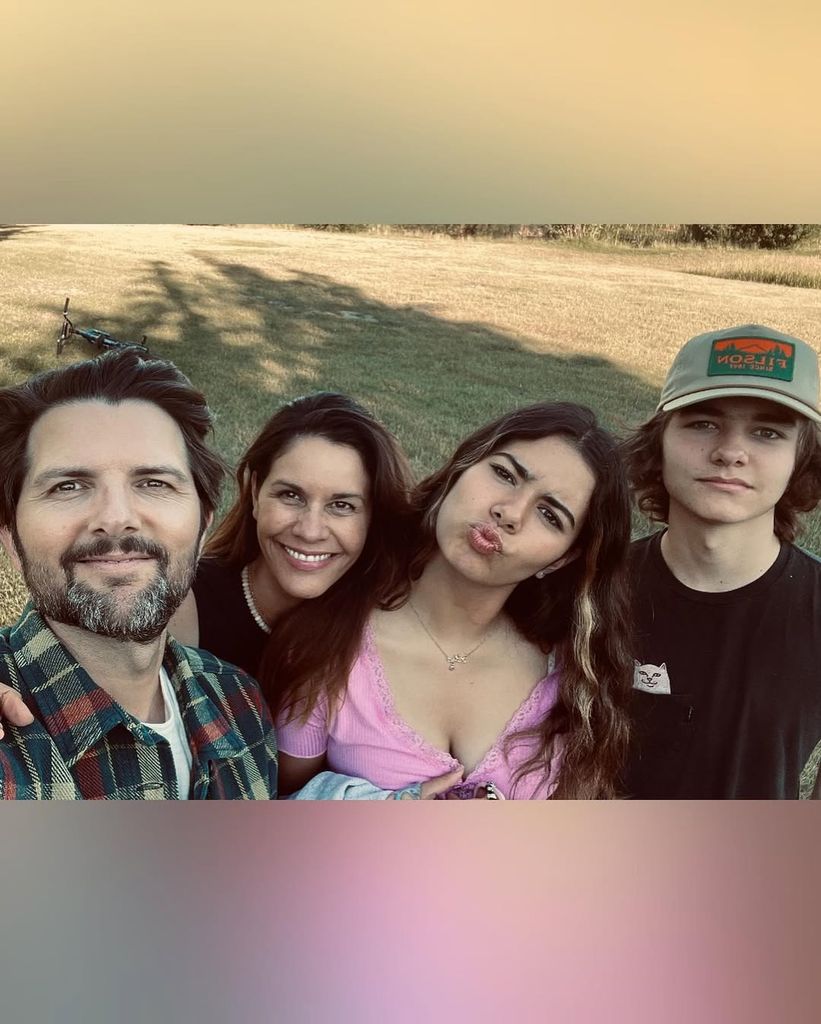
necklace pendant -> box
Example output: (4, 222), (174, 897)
(447, 654), (468, 670)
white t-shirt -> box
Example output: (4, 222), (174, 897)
(143, 667), (193, 799)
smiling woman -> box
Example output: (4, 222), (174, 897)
(250, 435), (371, 606)
(168, 393), (413, 678)
(269, 402), (636, 800)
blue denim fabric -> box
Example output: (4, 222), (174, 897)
(290, 771), (421, 800)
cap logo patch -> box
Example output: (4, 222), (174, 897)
(707, 337), (795, 381)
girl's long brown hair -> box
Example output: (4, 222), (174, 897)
(406, 402), (634, 799)
(224, 394), (414, 721)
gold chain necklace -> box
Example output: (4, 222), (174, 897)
(407, 600), (494, 671)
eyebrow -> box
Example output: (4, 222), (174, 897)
(31, 464), (191, 487)
(135, 465), (192, 482)
(497, 451), (534, 483)
(269, 478), (366, 501)
(496, 451), (577, 529)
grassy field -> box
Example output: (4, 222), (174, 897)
(2, 224), (820, 624)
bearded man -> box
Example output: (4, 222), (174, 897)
(0, 350), (277, 799)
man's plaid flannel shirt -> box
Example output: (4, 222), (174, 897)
(0, 605), (278, 799)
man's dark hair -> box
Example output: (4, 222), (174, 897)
(0, 349), (226, 529)
(622, 408), (821, 543)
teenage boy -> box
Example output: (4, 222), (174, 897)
(623, 324), (821, 799)
(0, 350), (278, 799)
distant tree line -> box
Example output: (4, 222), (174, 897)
(300, 224), (815, 249)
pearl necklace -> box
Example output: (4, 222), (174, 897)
(241, 564), (272, 635)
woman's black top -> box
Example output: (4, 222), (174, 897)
(191, 559), (269, 678)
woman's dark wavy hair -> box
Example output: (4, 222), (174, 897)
(622, 407), (821, 543)
(212, 393), (414, 720)
(0, 349), (226, 531)
(406, 401), (634, 799)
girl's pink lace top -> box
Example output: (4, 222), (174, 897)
(276, 624), (562, 799)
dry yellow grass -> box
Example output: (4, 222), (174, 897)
(1, 224), (820, 625)
(656, 246), (821, 290)
(0, 550), (27, 624)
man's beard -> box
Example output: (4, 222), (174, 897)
(16, 533), (199, 644)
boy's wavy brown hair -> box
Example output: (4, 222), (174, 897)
(623, 408), (821, 543)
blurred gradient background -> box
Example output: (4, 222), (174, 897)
(3, 2), (821, 220)
(4, 806), (821, 1022)
(3, 2), (821, 1021)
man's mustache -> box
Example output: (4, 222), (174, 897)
(60, 536), (169, 569)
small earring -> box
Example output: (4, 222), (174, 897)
(535, 569), (547, 579)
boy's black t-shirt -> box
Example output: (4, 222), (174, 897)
(624, 532), (821, 799)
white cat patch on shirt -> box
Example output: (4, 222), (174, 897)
(633, 660), (671, 694)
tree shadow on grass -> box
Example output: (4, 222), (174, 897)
(8, 241), (821, 622)
(21, 251), (660, 477)
(0, 225), (34, 243)
(6, 353), (44, 377)
(152, 255), (660, 474)
(0, 251), (671, 625)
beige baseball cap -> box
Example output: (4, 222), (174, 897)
(658, 324), (821, 424)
